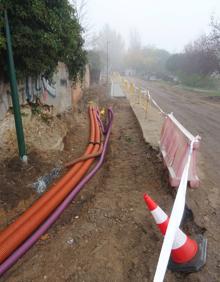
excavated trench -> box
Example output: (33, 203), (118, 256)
(1, 86), (209, 282)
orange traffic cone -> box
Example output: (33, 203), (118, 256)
(144, 194), (207, 272)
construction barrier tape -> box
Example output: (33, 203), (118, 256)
(153, 140), (195, 282)
(116, 75), (200, 281)
(149, 96), (167, 116)
(119, 77), (167, 117)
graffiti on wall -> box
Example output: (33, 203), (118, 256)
(25, 76), (57, 103)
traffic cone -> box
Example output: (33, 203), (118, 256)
(144, 193), (169, 235)
(144, 194), (207, 272)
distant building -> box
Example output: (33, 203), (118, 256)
(125, 69), (136, 76)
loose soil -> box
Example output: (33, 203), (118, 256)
(0, 104), (89, 229)
(0, 85), (218, 281)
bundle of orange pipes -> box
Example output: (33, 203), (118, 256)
(0, 106), (102, 264)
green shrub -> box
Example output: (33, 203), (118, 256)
(177, 71), (217, 89)
(0, 0), (87, 81)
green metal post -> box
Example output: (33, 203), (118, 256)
(4, 10), (27, 161)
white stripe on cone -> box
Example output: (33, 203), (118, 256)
(151, 206), (168, 224)
(172, 229), (187, 249)
(150, 206), (188, 250)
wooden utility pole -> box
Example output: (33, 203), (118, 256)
(107, 40), (109, 87)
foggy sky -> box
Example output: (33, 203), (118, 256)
(86, 0), (220, 52)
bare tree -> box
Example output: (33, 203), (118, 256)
(166, 25), (220, 83)
(71, 0), (93, 45)
(92, 24), (125, 71)
(129, 28), (141, 51)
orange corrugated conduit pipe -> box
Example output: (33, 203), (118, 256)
(0, 107), (95, 244)
(0, 106), (101, 263)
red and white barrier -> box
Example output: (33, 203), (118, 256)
(118, 77), (206, 280)
(151, 140), (206, 281)
(160, 113), (201, 188)
(121, 79), (200, 188)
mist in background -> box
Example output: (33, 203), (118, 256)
(86, 0), (220, 52)
(72, 0), (220, 89)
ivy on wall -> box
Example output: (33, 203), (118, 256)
(0, 0), (87, 82)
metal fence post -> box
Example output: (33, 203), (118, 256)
(4, 10), (27, 161)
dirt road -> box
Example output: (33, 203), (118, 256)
(131, 78), (220, 184)
(130, 78), (220, 280)
(1, 85), (219, 281)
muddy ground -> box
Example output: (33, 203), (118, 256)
(129, 78), (220, 281)
(0, 85), (218, 281)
